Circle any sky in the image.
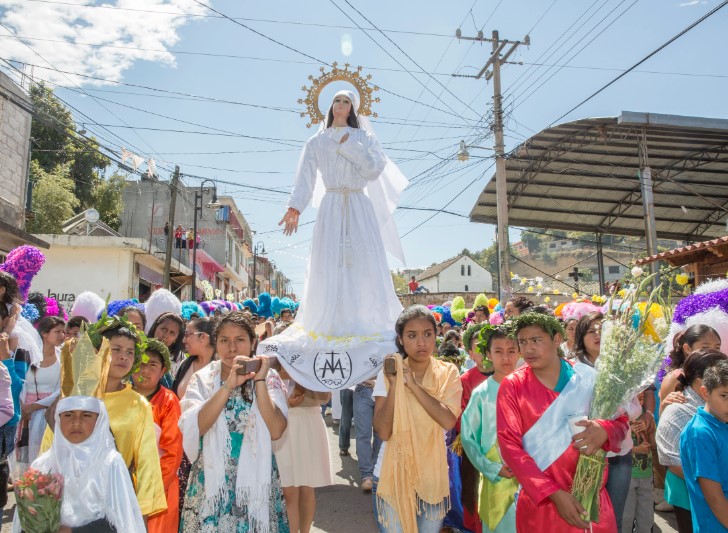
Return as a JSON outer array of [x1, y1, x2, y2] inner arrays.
[[1, 0, 726, 293]]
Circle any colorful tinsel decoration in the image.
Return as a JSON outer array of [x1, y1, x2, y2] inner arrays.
[[0, 246, 46, 301]]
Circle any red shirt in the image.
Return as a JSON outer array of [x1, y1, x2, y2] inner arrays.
[[408, 280, 418, 292]]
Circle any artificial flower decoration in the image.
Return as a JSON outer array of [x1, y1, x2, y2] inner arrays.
[[0, 245, 46, 301], [526, 286, 534, 293], [544, 296, 551, 303], [553, 289, 560, 295]]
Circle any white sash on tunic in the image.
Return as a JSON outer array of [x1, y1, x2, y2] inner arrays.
[[522, 363, 596, 471]]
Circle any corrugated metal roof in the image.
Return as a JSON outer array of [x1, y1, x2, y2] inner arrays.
[[469, 111, 728, 241]]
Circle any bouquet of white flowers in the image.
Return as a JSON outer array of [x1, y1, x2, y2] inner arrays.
[[571, 274, 666, 523]]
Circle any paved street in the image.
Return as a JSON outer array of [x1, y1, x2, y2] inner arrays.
[[1, 415, 679, 532], [313, 415, 679, 533]]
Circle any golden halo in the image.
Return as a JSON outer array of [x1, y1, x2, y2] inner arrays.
[[298, 62, 380, 128]]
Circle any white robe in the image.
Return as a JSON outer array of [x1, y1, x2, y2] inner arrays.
[[13, 399, 146, 533], [258, 127, 403, 391]]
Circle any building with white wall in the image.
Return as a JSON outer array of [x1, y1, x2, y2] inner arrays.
[[30, 234, 192, 306], [417, 253, 493, 293]]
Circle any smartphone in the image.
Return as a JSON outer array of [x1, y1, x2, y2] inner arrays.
[[235, 357, 282, 375], [237, 358, 261, 375], [384, 357, 397, 375]]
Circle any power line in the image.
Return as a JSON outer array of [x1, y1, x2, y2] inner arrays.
[[326, 0, 480, 127], [339, 0, 483, 121], [550, 0, 728, 125], [0, 23, 164, 161], [508, 0, 639, 111]]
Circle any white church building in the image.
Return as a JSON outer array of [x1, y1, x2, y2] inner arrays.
[[416, 253, 493, 293]]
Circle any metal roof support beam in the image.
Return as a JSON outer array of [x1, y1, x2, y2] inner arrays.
[[596, 233, 605, 295], [639, 129, 659, 281], [690, 200, 728, 237], [507, 125, 628, 208]]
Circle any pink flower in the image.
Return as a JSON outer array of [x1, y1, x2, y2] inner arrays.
[[26, 506, 37, 516]]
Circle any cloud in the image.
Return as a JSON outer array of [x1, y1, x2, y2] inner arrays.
[[679, 0, 707, 5], [0, 0, 209, 86]]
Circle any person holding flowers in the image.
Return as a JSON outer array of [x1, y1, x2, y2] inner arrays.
[[45, 316, 167, 521], [13, 395, 146, 533], [461, 322, 519, 533], [496, 312, 629, 532]]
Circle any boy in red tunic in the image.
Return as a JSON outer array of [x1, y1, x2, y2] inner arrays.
[[133, 339, 183, 533], [496, 313, 628, 532]]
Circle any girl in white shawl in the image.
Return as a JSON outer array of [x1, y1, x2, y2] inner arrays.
[[15, 316, 64, 474], [179, 312, 289, 533], [14, 395, 145, 533]]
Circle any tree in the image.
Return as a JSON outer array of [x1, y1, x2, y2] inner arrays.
[[26, 161, 79, 234], [391, 271, 408, 294], [29, 83, 75, 172], [70, 137, 110, 208], [521, 231, 544, 254], [92, 173, 126, 230], [28, 82, 116, 231], [473, 243, 519, 275]]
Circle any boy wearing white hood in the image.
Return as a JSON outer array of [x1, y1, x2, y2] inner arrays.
[[14, 395, 145, 532]]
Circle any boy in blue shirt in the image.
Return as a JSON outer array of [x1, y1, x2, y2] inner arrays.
[[680, 358, 728, 532]]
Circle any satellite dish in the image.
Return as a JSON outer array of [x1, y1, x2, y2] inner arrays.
[[84, 209, 100, 224]]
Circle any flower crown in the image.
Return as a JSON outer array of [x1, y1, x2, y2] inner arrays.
[[462, 323, 486, 352], [508, 312, 566, 340], [87, 311, 148, 376], [476, 322, 514, 355], [144, 338, 172, 372]]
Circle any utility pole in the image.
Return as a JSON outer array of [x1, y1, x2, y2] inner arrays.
[[455, 29, 529, 302], [163, 165, 180, 290]]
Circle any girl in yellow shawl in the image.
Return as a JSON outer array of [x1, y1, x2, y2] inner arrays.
[[372, 305, 463, 533]]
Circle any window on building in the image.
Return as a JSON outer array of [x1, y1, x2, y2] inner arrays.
[[461, 265, 465, 276], [467, 265, 471, 276], [549, 243, 556, 249], [608, 265, 620, 274], [465, 284, 469, 291]]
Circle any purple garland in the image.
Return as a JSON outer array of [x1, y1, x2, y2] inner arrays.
[[673, 287, 728, 324], [0, 246, 46, 301]]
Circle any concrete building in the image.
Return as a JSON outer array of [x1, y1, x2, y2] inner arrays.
[[29, 234, 193, 305], [417, 253, 493, 293], [120, 180, 253, 299], [0, 71, 48, 255]]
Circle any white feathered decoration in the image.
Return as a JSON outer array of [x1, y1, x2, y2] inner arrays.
[[143, 289, 181, 333]]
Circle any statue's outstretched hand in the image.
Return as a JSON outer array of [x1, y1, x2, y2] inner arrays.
[[279, 207, 300, 236]]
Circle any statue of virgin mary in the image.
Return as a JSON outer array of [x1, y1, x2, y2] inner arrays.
[[257, 89, 408, 391]]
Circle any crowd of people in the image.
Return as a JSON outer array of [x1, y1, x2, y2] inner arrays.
[[0, 253, 724, 532]]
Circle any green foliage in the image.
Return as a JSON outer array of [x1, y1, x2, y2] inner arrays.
[[471, 242, 519, 274], [521, 231, 544, 254], [70, 137, 110, 208], [26, 161, 79, 234], [29, 83, 75, 172], [391, 271, 408, 294], [92, 173, 126, 230], [29, 82, 114, 224]]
